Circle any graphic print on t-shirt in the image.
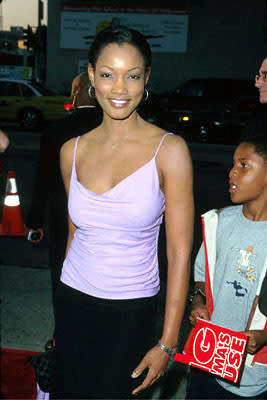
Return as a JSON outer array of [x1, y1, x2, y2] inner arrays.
[[226, 280, 248, 297], [231, 245, 256, 282]]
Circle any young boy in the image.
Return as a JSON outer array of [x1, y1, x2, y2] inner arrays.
[[187, 138, 267, 399]]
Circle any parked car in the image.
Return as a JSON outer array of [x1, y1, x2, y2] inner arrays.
[[159, 78, 258, 109], [140, 78, 262, 144], [173, 95, 266, 144], [0, 78, 71, 130]]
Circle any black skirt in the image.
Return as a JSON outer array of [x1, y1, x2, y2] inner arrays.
[[50, 281, 158, 399]]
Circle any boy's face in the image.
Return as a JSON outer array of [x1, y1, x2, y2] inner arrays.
[[229, 143, 267, 206]]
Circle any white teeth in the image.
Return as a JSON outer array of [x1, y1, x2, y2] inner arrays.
[[111, 100, 127, 104], [232, 184, 237, 189]]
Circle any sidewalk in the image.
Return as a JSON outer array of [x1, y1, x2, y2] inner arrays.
[[1, 265, 54, 352], [1, 264, 188, 399]]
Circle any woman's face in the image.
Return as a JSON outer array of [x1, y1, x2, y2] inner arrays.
[[88, 42, 150, 120]]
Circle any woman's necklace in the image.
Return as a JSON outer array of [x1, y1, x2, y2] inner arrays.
[[111, 132, 133, 150]]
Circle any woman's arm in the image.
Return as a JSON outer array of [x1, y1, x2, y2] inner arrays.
[[160, 135, 194, 348], [132, 135, 194, 395], [60, 138, 77, 256]]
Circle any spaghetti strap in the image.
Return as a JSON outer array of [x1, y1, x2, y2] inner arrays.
[[72, 136, 81, 171], [154, 132, 173, 158]]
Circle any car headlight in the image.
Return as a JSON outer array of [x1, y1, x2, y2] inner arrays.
[[182, 116, 190, 121]]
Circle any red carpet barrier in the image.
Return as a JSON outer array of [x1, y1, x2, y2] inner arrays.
[[1, 348, 39, 399]]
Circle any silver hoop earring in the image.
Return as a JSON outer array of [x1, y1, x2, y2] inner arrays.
[[143, 88, 149, 102], [88, 86, 95, 98]]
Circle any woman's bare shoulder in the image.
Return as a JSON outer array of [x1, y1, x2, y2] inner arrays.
[[60, 128, 99, 161], [61, 137, 76, 153], [144, 120, 186, 146], [158, 132, 189, 155], [60, 137, 77, 170], [141, 120, 188, 155], [157, 132, 192, 172]]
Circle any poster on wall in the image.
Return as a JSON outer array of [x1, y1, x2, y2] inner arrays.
[[60, 3, 188, 52]]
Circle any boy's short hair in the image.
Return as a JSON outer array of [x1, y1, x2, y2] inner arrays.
[[240, 137, 267, 162]]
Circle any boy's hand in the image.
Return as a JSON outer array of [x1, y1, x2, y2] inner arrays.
[[189, 303, 210, 326], [243, 329, 267, 354]]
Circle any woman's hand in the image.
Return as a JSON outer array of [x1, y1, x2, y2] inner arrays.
[[131, 346, 170, 395], [243, 329, 267, 354], [189, 303, 210, 326]]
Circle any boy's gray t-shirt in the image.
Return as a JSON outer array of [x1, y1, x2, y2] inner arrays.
[[194, 205, 267, 397]]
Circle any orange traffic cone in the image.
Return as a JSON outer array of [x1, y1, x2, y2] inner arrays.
[[0, 171, 27, 236]]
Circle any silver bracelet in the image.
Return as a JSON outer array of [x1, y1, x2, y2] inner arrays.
[[156, 340, 176, 356]]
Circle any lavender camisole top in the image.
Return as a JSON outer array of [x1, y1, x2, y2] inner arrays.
[[61, 132, 172, 299]]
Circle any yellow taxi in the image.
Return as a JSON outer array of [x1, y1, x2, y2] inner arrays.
[[0, 78, 72, 129]]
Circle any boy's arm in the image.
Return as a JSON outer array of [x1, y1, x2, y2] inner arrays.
[[243, 329, 267, 354], [244, 294, 267, 354], [189, 282, 210, 326]]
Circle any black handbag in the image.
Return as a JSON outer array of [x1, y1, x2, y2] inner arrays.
[[27, 347, 55, 392], [259, 273, 267, 317]]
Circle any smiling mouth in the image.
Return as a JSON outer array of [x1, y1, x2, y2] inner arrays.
[[109, 99, 130, 108]]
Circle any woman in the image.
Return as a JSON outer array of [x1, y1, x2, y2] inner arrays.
[[51, 25, 194, 399]]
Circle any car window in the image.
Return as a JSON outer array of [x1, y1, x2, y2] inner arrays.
[[0, 81, 20, 96], [227, 97, 258, 113], [205, 79, 256, 98], [232, 81, 256, 96], [30, 81, 56, 96], [205, 80, 230, 97], [179, 80, 204, 96], [21, 84, 35, 97]]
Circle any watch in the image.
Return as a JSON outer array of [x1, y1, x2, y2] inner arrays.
[[189, 288, 206, 302]]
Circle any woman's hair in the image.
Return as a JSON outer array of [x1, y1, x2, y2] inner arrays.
[[240, 137, 267, 163], [88, 25, 151, 72]]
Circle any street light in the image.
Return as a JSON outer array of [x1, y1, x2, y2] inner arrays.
[[23, 25, 35, 50]]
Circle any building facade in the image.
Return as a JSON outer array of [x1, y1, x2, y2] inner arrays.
[[46, 0, 266, 94]]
